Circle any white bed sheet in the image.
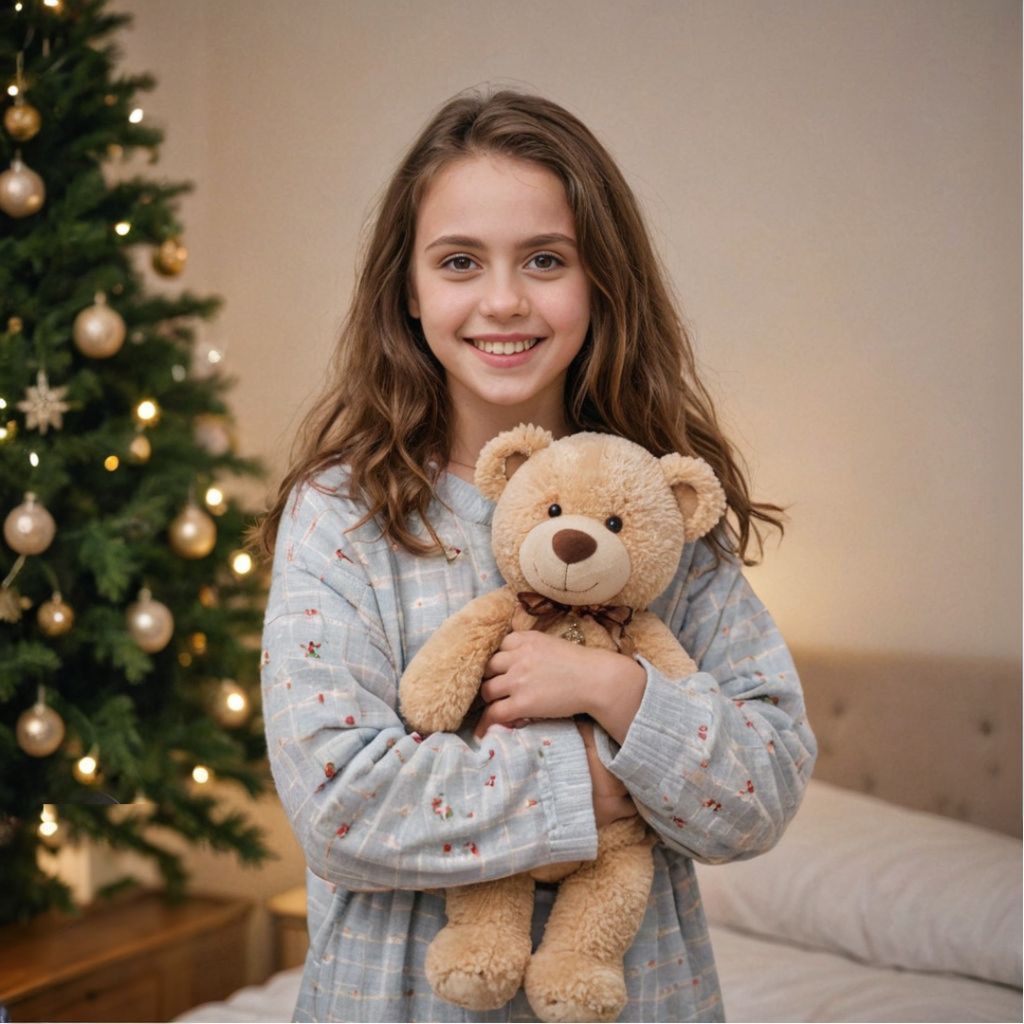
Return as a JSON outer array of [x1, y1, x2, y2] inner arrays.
[[175, 929, 1023, 1024]]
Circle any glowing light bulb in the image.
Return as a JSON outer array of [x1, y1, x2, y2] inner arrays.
[[226, 691, 246, 713], [28, 451, 39, 467], [192, 765, 210, 784], [204, 485, 227, 515], [206, 348, 223, 366], [41, 804, 57, 823], [231, 551, 253, 576], [78, 755, 97, 775], [0, 398, 8, 410], [39, 820, 59, 837], [115, 221, 132, 236], [134, 398, 160, 425], [5, 84, 17, 98], [104, 455, 120, 471], [129, 108, 144, 124]]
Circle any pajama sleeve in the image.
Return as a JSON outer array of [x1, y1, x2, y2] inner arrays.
[[595, 540, 817, 864], [261, 482, 598, 891]]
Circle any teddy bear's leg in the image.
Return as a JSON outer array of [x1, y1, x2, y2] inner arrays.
[[426, 873, 535, 1011], [525, 818, 654, 1023]]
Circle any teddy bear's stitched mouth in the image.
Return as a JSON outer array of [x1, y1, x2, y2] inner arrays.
[[530, 559, 599, 597]]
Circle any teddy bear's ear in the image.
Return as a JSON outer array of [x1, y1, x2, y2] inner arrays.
[[474, 424, 554, 501], [659, 453, 728, 542]]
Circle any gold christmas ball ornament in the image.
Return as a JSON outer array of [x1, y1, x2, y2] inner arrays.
[[169, 503, 217, 559], [17, 701, 65, 757], [37, 592, 74, 636], [4, 100, 42, 141], [152, 237, 188, 276], [128, 432, 151, 463], [126, 588, 174, 653], [0, 156, 45, 218], [4, 491, 56, 555], [212, 679, 250, 727], [73, 293, 126, 359]]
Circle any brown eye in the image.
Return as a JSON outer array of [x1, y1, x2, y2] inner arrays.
[[548, 504, 562, 517], [605, 515, 622, 533]]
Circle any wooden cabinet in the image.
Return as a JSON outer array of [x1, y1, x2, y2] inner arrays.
[[0, 890, 252, 1023], [266, 886, 308, 972]]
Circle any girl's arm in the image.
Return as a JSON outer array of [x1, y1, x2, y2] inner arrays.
[[261, 483, 599, 892], [591, 542, 817, 864]]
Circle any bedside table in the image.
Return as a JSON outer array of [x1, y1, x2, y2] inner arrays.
[[0, 890, 252, 1023], [266, 885, 308, 971]]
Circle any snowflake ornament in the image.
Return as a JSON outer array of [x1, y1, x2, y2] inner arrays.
[[17, 370, 70, 434]]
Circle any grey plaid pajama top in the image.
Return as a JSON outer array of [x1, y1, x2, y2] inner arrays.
[[261, 464, 817, 1022]]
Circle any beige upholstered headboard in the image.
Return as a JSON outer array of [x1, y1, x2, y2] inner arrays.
[[793, 648, 1022, 837]]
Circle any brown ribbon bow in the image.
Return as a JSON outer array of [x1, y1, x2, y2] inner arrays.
[[516, 591, 636, 657]]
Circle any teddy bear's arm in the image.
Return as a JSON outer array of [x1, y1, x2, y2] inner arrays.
[[399, 586, 520, 735], [628, 611, 699, 679]]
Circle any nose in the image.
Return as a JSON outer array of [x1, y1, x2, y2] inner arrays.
[[552, 529, 597, 565], [479, 271, 529, 320]]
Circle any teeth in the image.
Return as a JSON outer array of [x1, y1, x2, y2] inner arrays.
[[471, 338, 540, 355]]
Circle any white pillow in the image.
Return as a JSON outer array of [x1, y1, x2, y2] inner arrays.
[[693, 779, 1022, 988]]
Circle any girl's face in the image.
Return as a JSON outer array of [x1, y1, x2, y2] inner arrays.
[[408, 153, 590, 435]]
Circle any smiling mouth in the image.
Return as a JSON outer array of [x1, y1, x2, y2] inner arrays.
[[531, 559, 598, 596], [467, 337, 543, 355]]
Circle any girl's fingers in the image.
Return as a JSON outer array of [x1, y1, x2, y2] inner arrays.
[[479, 677, 509, 703], [482, 651, 513, 680]]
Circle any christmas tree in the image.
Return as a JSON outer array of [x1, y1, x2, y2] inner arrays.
[[0, 0, 271, 925]]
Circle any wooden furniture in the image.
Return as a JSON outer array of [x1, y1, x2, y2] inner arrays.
[[266, 886, 308, 972], [0, 889, 252, 1023]]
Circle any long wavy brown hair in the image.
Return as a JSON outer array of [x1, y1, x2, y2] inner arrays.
[[254, 89, 783, 565]]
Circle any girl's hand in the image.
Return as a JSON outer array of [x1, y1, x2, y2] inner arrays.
[[578, 718, 638, 828], [472, 630, 647, 743]]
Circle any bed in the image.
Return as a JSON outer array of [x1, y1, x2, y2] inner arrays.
[[175, 649, 1023, 1023]]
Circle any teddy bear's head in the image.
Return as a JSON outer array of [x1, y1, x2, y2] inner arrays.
[[474, 425, 726, 610]]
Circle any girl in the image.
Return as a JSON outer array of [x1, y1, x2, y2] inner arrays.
[[257, 90, 816, 1023]]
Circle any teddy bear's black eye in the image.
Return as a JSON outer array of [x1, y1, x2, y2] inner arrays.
[[548, 504, 562, 518], [605, 515, 623, 533]]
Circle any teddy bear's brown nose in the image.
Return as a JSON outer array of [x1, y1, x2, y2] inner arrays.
[[552, 528, 597, 565]]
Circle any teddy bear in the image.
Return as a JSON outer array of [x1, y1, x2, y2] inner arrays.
[[399, 424, 726, 1022]]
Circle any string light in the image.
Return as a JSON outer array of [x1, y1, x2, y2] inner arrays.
[[134, 398, 160, 425], [0, 422, 14, 443], [115, 221, 131, 236], [28, 451, 39, 468], [104, 455, 120, 471], [204, 485, 227, 515], [73, 753, 99, 784], [192, 765, 211, 784], [230, 551, 253, 576], [39, 804, 58, 838], [0, 398, 7, 409], [129, 108, 144, 124], [5, 83, 17, 98]]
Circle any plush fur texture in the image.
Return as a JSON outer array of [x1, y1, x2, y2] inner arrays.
[[399, 426, 726, 1022]]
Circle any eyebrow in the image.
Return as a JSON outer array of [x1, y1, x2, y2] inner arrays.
[[424, 232, 577, 251]]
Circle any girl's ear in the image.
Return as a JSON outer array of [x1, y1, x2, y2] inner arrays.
[[659, 454, 727, 542], [407, 284, 420, 319], [475, 424, 553, 501]]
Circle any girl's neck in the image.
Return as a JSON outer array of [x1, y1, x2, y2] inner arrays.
[[447, 391, 570, 483]]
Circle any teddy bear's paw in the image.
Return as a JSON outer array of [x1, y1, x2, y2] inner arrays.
[[524, 950, 627, 1022], [426, 924, 530, 1011]]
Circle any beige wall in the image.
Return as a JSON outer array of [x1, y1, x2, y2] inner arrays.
[[113, 0, 1021, 975]]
